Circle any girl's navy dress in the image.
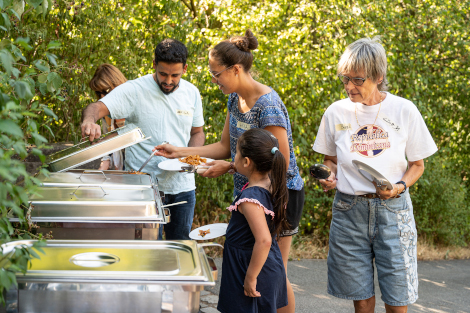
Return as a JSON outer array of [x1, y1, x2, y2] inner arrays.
[[217, 186, 288, 313]]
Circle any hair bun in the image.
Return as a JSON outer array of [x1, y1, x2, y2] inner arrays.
[[230, 29, 259, 52]]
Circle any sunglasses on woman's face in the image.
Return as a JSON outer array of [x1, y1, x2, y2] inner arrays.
[[338, 74, 367, 86], [95, 90, 108, 98]]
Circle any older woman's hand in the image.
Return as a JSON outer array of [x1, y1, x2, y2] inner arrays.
[[374, 183, 399, 200], [319, 172, 337, 192]]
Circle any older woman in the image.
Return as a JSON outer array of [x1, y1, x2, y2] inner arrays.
[[313, 37, 437, 313]]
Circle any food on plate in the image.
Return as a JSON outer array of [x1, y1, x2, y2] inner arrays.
[[198, 228, 211, 237], [127, 171, 146, 175], [179, 155, 207, 166]]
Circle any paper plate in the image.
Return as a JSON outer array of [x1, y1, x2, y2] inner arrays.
[[352, 160, 393, 190], [189, 223, 228, 240], [158, 157, 214, 171]]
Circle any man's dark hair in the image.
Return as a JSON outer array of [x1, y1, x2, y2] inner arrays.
[[154, 39, 188, 66]]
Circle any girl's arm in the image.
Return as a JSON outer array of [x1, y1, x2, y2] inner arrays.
[[239, 202, 272, 298]]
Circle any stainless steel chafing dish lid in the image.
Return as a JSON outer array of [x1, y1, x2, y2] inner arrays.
[[25, 186, 165, 221], [46, 124, 151, 172], [2, 240, 214, 284], [35, 170, 154, 189]]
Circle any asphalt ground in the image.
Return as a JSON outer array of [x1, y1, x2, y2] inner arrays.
[[201, 259, 470, 313]]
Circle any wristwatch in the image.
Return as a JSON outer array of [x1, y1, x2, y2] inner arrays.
[[396, 180, 407, 194], [228, 161, 237, 174]]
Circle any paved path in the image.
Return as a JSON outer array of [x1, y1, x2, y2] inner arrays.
[[200, 259, 470, 313]]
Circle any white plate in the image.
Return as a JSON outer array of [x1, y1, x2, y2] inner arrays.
[[189, 223, 228, 240], [352, 160, 393, 190], [158, 157, 214, 171]]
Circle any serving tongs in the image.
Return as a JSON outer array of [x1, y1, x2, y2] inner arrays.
[[138, 141, 169, 172], [181, 165, 210, 174]]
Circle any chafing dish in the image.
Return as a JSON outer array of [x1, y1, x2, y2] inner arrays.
[[15, 125, 172, 240], [9, 170, 169, 240], [46, 123, 151, 172], [2, 240, 221, 313]]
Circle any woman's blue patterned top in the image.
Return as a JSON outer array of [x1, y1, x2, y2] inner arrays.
[[228, 88, 304, 196]]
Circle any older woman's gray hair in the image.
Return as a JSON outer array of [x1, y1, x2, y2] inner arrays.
[[337, 36, 388, 91]]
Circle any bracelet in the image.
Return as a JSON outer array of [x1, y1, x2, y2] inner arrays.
[[228, 161, 237, 174], [396, 180, 407, 194]]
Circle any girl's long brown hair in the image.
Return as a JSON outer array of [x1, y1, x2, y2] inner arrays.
[[238, 128, 289, 239]]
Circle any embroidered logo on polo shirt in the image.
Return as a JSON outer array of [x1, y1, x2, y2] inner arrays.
[[176, 110, 192, 117], [237, 121, 251, 130], [350, 125, 390, 157]]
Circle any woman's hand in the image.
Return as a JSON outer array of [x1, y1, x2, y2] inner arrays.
[[374, 183, 400, 200], [152, 143, 180, 159], [318, 172, 337, 192], [200, 160, 230, 178], [244, 276, 261, 298]]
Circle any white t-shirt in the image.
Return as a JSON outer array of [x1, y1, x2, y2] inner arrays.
[[313, 92, 438, 195], [101, 75, 204, 194]]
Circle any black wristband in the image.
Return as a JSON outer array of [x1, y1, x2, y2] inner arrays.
[[396, 180, 407, 194]]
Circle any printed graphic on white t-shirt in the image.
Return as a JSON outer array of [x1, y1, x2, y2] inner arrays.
[[350, 125, 391, 157]]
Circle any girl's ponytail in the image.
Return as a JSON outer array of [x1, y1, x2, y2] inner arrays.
[[238, 128, 289, 239], [270, 149, 289, 239]]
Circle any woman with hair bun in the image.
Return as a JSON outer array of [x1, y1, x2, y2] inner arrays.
[[154, 29, 303, 313]]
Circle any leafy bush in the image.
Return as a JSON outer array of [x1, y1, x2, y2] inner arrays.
[[411, 155, 469, 246], [30, 0, 466, 245], [0, 1, 467, 279], [0, 0, 62, 302]]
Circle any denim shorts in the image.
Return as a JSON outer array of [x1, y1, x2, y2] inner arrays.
[[327, 190, 418, 306]]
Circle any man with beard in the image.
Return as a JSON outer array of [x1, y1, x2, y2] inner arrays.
[[80, 39, 205, 240]]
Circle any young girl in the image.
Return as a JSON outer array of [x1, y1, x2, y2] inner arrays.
[[217, 128, 289, 313]]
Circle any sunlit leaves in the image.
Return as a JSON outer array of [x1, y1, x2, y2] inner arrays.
[[0, 0, 59, 302], [11, 0, 24, 19], [0, 120, 23, 137], [25, 0, 43, 9], [33, 59, 50, 72]]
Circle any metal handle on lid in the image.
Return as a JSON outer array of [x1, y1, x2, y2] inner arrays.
[[70, 185, 108, 198], [79, 136, 97, 144], [76, 170, 109, 181]]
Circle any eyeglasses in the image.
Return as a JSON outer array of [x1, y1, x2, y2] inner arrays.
[[209, 65, 234, 81], [338, 74, 367, 86]]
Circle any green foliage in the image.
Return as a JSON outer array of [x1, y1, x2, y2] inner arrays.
[[3, 0, 467, 247], [0, 0, 58, 303], [411, 155, 469, 246]]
